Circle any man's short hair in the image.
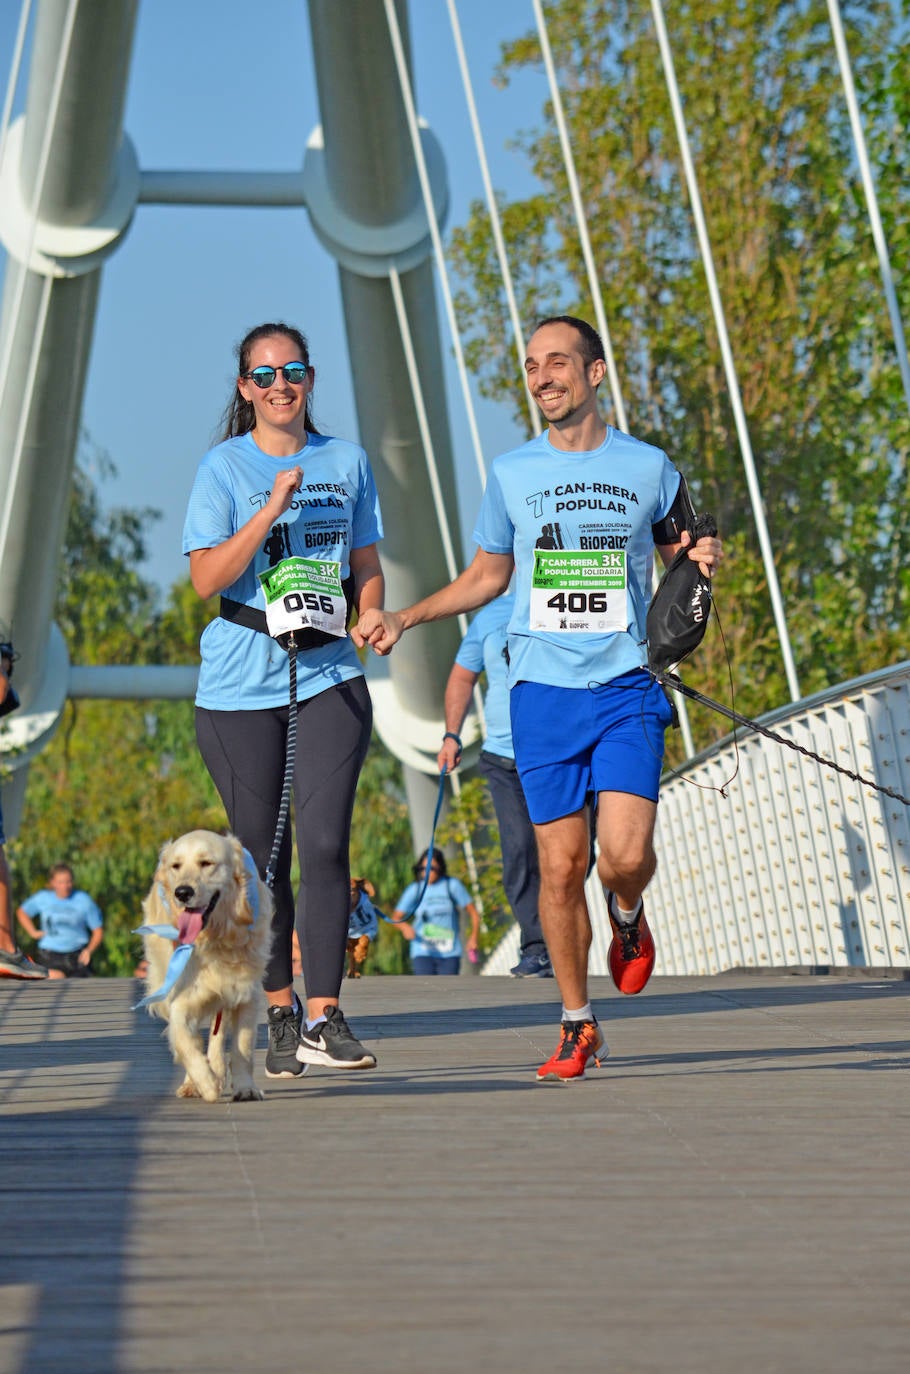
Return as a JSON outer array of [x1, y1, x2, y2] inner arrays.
[[532, 315, 605, 368]]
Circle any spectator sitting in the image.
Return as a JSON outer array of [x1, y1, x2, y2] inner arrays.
[[16, 863, 104, 979]]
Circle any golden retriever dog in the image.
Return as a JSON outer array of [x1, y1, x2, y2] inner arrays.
[[139, 831, 273, 1103]]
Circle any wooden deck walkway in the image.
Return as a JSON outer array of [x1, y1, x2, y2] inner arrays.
[[0, 971, 907, 1374]]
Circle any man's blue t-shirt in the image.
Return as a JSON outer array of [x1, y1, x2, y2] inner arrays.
[[183, 431, 383, 709], [21, 889, 102, 954], [455, 595, 514, 758], [395, 875, 472, 960], [472, 428, 681, 689]]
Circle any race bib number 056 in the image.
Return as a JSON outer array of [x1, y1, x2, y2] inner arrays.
[[530, 549, 629, 633], [258, 556, 347, 640]]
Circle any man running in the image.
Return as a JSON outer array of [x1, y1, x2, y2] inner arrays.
[[353, 315, 722, 1081]]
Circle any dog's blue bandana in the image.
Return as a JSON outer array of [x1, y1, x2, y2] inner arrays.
[[133, 848, 261, 1010]]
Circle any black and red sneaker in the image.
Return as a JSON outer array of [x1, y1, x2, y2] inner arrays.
[[536, 1019, 606, 1082], [607, 896, 655, 995]]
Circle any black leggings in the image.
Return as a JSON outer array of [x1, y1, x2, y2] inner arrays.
[[196, 677, 372, 997]]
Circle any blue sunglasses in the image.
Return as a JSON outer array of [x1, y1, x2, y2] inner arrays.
[[242, 362, 310, 389]]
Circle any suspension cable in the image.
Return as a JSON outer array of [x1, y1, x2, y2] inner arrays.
[[382, 0, 487, 489], [826, 0, 910, 420], [531, 0, 627, 433], [0, 0, 32, 175], [446, 0, 540, 436], [649, 0, 801, 702]]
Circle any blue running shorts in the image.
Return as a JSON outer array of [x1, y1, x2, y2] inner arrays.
[[510, 670, 674, 824]]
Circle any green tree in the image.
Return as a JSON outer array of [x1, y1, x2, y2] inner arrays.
[[449, 0, 910, 733], [11, 457, 223, 974]]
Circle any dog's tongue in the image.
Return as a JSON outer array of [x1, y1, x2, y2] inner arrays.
[[177, 909, 205, 945]]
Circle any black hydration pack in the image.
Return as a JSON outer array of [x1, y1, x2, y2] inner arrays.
[[646, 513, 718, 676]]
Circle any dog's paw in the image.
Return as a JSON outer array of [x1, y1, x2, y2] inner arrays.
[[232, 1087, 265, 1102], [176, 1079, 201, 1099]]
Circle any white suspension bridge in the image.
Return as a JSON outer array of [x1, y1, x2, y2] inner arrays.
[[0, 0, 907, 975]]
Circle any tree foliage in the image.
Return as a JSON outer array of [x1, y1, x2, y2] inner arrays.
[[449, 0, 910, 736]]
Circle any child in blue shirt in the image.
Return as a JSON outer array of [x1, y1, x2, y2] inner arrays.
[[392, 848, 480, 975]]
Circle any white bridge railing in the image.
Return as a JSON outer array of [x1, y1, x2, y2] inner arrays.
[[483, 661, 910, 976]]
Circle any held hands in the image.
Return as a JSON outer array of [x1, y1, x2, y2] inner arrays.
[[680, 528, 723, 579], [266, 466, 304, 519], [351, 608, 404, 656]]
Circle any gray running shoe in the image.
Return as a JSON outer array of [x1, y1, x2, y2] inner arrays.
[[0, 949, 48, 980], [265, 1002, 307, 1079], [295, 1005, 377, 1070], [510, 949, 553, 978]]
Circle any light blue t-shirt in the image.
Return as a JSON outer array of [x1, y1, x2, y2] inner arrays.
[[183, 431, 383, 710], [21, 889, 102, 954], [395, 875, 472, 960], [455, 595, 514, 758], [347, 892, 380, 941], [472, 428, 681, 689]]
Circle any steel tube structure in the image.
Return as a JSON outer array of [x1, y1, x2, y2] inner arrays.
[[306, 0, 467, 831], [0, 0, 139, 833]]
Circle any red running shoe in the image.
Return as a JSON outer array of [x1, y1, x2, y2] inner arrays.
[[607, 897, 655, 994], [536, 1020, 605, 1083]]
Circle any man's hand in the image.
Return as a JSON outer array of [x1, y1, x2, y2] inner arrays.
[[437, 736, 462, 775], [351, 608, 404, 656], [680, 528, 723, 579]]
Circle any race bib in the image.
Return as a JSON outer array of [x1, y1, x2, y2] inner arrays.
[[419, 921, 455, 955], [258, 556, 347, 641], [530, 549, 629, 634]]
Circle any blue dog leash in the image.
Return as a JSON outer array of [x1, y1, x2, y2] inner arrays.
[[409, 765, 449, 910]]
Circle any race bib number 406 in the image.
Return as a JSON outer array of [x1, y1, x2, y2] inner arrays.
[[530, 549, 629, 633], [258, 556, 347, 640]]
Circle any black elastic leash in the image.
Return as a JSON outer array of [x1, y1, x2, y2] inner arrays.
[[655, 669, 910, 808], [265, 634, 298, 890]]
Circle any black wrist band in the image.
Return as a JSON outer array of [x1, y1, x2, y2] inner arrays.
[[443, 731, 463, 750]]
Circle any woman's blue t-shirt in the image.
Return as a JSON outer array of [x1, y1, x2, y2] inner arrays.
[[183, 431, 383, 709]]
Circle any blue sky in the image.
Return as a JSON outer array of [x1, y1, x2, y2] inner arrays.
[[0, 0, 549, 594]]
